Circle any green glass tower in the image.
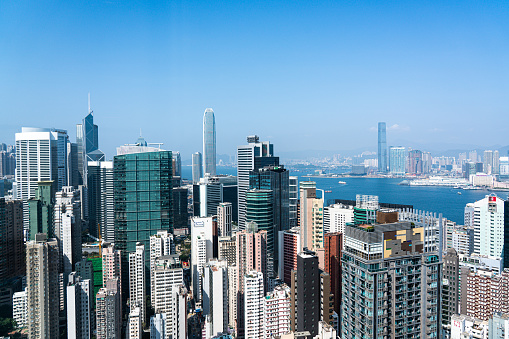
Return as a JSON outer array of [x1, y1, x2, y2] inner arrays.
[[114, 151, 172, 265], [28, 181, 55, 240]]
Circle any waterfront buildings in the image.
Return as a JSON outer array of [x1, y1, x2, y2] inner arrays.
[[341, 221, 442, 338], [192, 152, 203, 184], [237, 135, 278, 229], [26, 234, 60, 339], [377, 122, 388, 173], [203, 108, 216, 176], [407, 149, 423, 174], [389, 146, 406, 175]]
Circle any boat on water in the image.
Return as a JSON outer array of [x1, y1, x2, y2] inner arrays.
[[457, 192, 462, 195], [325, 190, 332, 193], [338, 181, 347, 184]]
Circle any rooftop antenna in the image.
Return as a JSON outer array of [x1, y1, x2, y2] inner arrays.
[[88, 92, 93, 115], [140, 128, 142, 137]]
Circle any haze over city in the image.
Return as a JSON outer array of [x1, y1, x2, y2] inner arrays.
[[1, 0, 508, 159]]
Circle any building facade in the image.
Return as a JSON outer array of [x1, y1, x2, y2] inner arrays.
[[203, 108, 216, 176]]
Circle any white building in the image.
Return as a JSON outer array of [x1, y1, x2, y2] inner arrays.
[[465, 203, 475, 228], [470, 173, 495, 187], [203, 260, 228, 337], [67, 273, 92, 339], [128, 307, 142, 339], [54, 186, 82, 275], [217, 202, 232, 237], [129, 243, 146, 324], [451, 228, 474, 255], [264, 284, 291, 337], [323, 203, 354, 235], [458, 253, 503, 274], [150, 313, 166, 339], [150, 230, 174, 305], [12, 288, 27, 329], [227, 266, 237, 330], [451, 314, 488, 339], [244, 271, 264, 339], [473, 196, 505, 257], [191, 217, 215, 304]]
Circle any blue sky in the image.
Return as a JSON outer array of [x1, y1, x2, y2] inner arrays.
[[0, 0, 508, 159]]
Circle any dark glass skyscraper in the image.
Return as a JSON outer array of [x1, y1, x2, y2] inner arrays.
[[378, 122, 387, 173], [77, 95, 99, 186], [114, 151, 172, 266]]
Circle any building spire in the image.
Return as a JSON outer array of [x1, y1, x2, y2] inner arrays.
[[88, 92, 93, 115]]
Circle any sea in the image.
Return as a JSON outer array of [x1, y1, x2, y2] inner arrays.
[[182, 165, 504, 225]]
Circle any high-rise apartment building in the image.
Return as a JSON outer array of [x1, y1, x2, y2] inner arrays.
[[12, 288, 27, 329], [442, 248, 459, 335], [299, 181, 324, 251], [150, 230, 174, 305], [129, 243, 146, 324], [218, 236, 236, 266], [96, 279, 121, 339], [493, 150, 500, 175], [484, 150, 494, 174], [278, 227, 301, 285], [102, 243, 122, 299], [407, 149, 423, 174], [289, 176, 298, 228], [67, 272, 92, 339], [264, 284, 291, 337], [202, 259, 228, 337], [87, 161, 114, 241], [54, 186, 82, 275], [341, 221, 442, 339], [243, 271, 264, 338], [192, 152, 203, 184], [191, 216, 216, 304], [324, 233, 342, 317], [472, 195, 505, 258], [26, 234, 60, 339], [323, 203, 354, 236], [114, 150, 172, 267], [203, 108, 216, 176], [237, 135, 278, 229], [128, 307, 142, 339], [377, 122, 388, 173], [0, 198, 25, 280], [217, 202, 232, 237], [389, 146, 406, 175]]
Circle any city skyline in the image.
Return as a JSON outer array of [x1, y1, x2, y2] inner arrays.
[[1, 1, 508, 158]]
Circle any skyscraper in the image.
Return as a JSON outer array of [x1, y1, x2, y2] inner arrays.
[[237, 136, 278, 229], [217, 202, 232, 237], [472, 195, 505, 258], [96, 279, 121, 339], [77, 95, 99, 186], [289, 176, 298, 228], [26, 234, 60, 339], [202, 259, 228, 337], [87, 161, 114, 241], [28, 181, 55, 240], [129, 243, 146, 325], [149, 230, 175, 306], [190, 216, 216, 304], [67, 272, 92, 339], [114, 150, 173, 267], [0, 198, 25, 280], [192, 152, 203, 184], [389, 146, 406, 175], [243, 271, 264, 338], [278, 227, 301, 285], [203, 108, 216, 176], [377, 122, 387, 173], [324, 233, 342, 317]]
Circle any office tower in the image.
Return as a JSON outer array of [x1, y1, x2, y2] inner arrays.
[[377, 122, 387, 173], [67, 142, 79, 187], [202, 259, 228, 337], [389, 146, 406, 175], [150, 313, 166, 339], [217, 202, 232, 236], [172, 151, 181, 177], [150, 230, 175, 305], [324, 233, 342, 317], [172, 187, 188, 229], [0, 198, 25, 280], [299, 181, 324, 251], [289, 176, 298, 227], [243, 271, 264, 338], [407, 149, 423, 174], [128, 307, 142, 339], [236, 224, 267, 338], [192, 152, 203, 184], [75, 260, 94, 287], [0, 150, 15, 177], [323, 203, 354, 235], [26, 233, 59, 339], [12, 288, 27, 329], [472, 195, 505, 257], [152, 255, 186, 339], [191, 216, 216, 304], [67, 272, 92, 339], [102, 243, 122, 298], [77, 97, 99, 186], [264, 284, 291, 337], [278, 227, 301, 285], [129, 243, 146, 324], [203, 108, 216, 176], [87, 161, 114, 241], [484, 150, 494, 174], [193, 174, 237, 218], [96, 279, 121, 339], [341, 221, 441, 339], [28, 181, 54, 240], [237, 135, 278, 229], [246, 189, 276, 277], [422, 151, 432, 174], [493, 150, 500, 175], [54, 186, 82, 274], [114, 150, 172, 266], [442, 248, 459, 335]]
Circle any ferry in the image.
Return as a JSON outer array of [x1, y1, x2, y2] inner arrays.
[[338, 181, 347, 184]]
